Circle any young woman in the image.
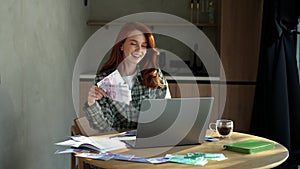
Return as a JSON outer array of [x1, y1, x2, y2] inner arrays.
[[83, 22, 171, 132]]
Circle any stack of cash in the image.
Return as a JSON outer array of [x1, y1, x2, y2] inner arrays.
[[97, 70, 132, 104]]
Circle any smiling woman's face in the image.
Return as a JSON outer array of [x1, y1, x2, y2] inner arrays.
[[121, 30, 148, 65]]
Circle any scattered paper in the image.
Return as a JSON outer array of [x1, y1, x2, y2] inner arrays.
[[166, 154, 208, 166], [55, 135, 127, 153], [205, 136, 219, 142], [108, 153, 135, 161], [54, 148, 89, 154], [75, 152, 150, 163], [129, 157, 149, 163], [110, 136, 136, 141], [76, 153, 112, 161], [55, 136, 227, 167], [147, 157, 170, 164]]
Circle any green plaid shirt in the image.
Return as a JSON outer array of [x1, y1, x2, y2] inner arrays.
[[83, 69, 168, 132]]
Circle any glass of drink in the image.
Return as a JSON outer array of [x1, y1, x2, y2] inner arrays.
[[209, 119, 233, 138]]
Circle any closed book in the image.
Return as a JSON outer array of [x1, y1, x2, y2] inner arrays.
[[223, 139, 275, 154]]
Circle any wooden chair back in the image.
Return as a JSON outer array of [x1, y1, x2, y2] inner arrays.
[[74, 116, 100, 136], [71, 116, 100, 169]]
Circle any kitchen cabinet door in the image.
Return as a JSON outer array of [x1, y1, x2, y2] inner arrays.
[[219, 84, 256, 132], [220, 0, 263, 82], [169, 83, 220, 123]]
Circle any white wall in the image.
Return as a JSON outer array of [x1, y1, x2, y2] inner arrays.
[[0, 0, 89, 168]]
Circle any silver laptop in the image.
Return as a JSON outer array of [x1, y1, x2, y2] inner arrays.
[[124, 97, 214, 148]]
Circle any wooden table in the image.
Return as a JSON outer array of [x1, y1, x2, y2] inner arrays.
[[77, 131, 289, 169]]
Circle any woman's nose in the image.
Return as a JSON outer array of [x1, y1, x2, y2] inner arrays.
[[135, 45, 142, 51]]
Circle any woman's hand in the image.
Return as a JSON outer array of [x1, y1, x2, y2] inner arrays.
[[87, 85, 108, 106]]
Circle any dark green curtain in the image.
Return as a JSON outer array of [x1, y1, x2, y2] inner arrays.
[[250, 0, 300, 168]]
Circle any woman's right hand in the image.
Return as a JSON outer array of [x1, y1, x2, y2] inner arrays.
[[87, 85, 108, 106]]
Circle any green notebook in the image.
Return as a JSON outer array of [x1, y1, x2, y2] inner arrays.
[[223, 139, 275, 154]]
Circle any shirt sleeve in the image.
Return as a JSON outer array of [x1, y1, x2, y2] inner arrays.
[[82, 73, 116, 132], [82, 101, 114, 132]]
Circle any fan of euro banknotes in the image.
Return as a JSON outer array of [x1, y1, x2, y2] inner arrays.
[[97, 70, 132, 104]]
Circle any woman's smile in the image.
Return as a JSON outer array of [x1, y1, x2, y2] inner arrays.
[[131, 52, 144, 58]]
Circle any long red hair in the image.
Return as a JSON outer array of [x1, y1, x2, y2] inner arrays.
[[98, 22, 164, 88]]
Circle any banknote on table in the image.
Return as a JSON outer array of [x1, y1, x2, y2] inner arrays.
[[97, 70, 132, 104], [165, 154, 208, 166]]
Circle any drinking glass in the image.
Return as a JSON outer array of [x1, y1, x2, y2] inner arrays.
[[209, 119, 233, 138]]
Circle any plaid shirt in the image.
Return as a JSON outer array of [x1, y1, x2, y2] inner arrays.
[[83, 69, 168, 132]]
